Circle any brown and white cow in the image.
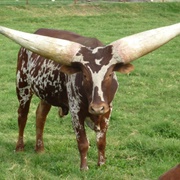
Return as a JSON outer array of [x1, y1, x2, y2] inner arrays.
[[0, 23, 179, 170]]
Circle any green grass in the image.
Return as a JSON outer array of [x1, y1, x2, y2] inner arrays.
[[0, 2, 180, 179]]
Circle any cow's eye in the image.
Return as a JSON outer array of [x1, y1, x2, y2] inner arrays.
[[104, 73, 113, 81], [109, 73, 112, 77], [83, 74, 89, 81], [108, 73, 114, 78], [83, 74, 87, 79]]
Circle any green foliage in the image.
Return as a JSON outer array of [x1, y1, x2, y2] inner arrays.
[[0, 2, 180, 179]]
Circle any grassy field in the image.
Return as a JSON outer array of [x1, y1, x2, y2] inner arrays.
[[0, 2, 180, 179]]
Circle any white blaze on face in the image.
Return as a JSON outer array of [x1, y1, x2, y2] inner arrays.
[[83, 46, 121, 103], [88, 59, 116, 103], [90, 69, 105, 102]]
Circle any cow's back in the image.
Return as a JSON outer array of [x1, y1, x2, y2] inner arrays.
[[34, 28, 104, 48]]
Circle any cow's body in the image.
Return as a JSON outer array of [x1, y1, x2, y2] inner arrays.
[[1, 23, 179, 170], [16, 29, 120, 169]]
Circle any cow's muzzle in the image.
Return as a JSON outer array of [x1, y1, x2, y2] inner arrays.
[[89, 102, 109, 115]]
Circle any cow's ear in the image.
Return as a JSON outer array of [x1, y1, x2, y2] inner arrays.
[[60, 65, 81, 74], [114, 63, 134, 74]]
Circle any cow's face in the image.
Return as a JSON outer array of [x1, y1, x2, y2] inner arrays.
[[60, 45, 134, 115]]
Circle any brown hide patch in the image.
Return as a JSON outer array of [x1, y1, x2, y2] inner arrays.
[[60, 65, 81, 75], [114, 63, 134, 74]]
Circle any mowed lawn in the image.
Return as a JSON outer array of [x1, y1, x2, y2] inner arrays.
[[0, 2, 180, 179]]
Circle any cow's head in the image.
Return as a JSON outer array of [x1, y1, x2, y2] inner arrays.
[[59, 45, 134, 115], [0, 24, 179, 115]]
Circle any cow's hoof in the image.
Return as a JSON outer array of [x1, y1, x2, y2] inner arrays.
[[15, 143, 24, 152], [35, 147, 45, 153], [35, 145, 44, 153], [80, 166, 89, 171], [98, 161, 105, 166], [35, 149, 45, 154], [15, 146, 24, 152]]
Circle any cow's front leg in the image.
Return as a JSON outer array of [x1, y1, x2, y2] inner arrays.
[[96, 129, 107, 166], [96, 116, 109, 166], [72, 120, 89, 170], [35, 100, 51, 152], [78, 129, 89, 170]]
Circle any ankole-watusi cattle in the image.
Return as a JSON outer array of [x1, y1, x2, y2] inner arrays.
[[0, 23, 180, 170]]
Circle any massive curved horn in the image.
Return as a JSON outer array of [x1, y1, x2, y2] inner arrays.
[[0, 26, 83, 65], [111, 23, 180, 64]]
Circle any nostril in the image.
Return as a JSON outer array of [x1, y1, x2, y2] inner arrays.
[[100, 106, 104, 111], [91, 106, 95, 112], [90, 105, 105, 113]]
